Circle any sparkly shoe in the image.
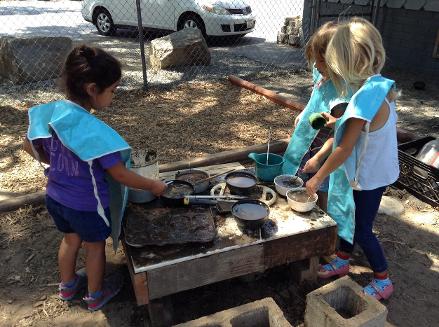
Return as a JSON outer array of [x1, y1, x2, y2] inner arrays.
[[83, 273, 123, 311], [363, 278, 394, 300], [317, 257, 349, 279], [59, 268, 87, 301]]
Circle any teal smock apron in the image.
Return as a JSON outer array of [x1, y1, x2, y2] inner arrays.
[[329, 75, 395, 244], [282, 67, 349, 176], [27, 100, 131, 251]]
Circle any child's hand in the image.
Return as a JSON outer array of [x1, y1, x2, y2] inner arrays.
[[302, 157, 321, 174], [150, 180, 167, 196], [306, 175, 322, 196], [321, 112, 337, 129]]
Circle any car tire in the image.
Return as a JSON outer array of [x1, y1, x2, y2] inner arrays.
[[178, 14, 206, 38], [94, 8, 116, 36]]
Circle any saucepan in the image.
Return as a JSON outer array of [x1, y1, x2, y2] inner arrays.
[[231, 199, 270, 230]]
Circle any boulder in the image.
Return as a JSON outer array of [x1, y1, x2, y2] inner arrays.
[[0, 36, 72, 84], [149, 28, 211, 70]]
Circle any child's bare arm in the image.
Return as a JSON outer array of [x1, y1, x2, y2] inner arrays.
[[306, 118, 365, 194], [106, 162, 167, 196], [302, 138, 334, 174], [23, 137, 50, 164]]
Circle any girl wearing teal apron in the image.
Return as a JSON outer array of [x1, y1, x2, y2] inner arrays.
[[305, 18, 399, 301]]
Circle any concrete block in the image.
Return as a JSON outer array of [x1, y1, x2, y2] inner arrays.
[[175, 297, 291, 327], [304, 276, 388, 327]]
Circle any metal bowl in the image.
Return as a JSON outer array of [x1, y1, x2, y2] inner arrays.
[[128, 188, 156, 204], [175, 169, 209, 194]]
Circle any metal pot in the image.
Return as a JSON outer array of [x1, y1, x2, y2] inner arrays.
[[175, 169, 209, 194], [224, 171, 257, 195], [231, 199, 270, 230], [128, 188, 156, 203], [161, 180, 195, 207]]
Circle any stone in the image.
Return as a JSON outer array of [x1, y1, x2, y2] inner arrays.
[[175, 297, 291, 327], [277, 32, 288, 44], [149, 28, 211, 70], [305, 276, 388, 327], [0, 36, 72, 84]]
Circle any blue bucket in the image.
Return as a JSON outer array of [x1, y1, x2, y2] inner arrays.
[[248, 152, 284, 182]]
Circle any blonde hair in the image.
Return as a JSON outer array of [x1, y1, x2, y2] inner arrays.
[[305, 21, 338, 66], [325, 17, 386, 96]]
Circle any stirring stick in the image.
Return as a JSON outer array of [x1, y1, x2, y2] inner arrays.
[[266, 128, 271, 165]]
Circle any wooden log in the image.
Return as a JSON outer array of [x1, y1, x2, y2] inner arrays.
[[228, 75, 305, 112], [159, 139, 289, 173], [0, 190, 45, 212]]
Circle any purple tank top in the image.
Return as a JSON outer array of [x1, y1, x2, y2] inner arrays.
[[34, 135, 121, 211]]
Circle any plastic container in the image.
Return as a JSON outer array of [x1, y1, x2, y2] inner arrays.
[[248, 152, 284, 182], [274, 174, 303, 197], [396, 137, 439, 207], [286, 188, 318, 213], [416, 138, 439, 169]]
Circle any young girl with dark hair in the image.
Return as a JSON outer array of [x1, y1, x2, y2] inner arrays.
[[23, 45, 167, 311]]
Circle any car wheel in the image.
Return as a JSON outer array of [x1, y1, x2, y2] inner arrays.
[[178, 14, 206, 37], [95, 8, 116, 36]]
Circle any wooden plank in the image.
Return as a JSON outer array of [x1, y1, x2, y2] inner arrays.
[[159, 139, 289, 173], [159, 162, 245, 181], [263, 226, 337, 270], [147, 244, 264, 299], [122, 241, 150, 305]]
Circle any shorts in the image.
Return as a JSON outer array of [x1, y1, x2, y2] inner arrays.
[[46, 195, 111, 242]]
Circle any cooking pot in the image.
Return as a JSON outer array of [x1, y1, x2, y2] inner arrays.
[[224, 171, 257, 195], [231, 199, 270, 230], [248, 152, 284, 182], [128, 188, 156, 203], [175, 169, 209, 194], [161, 180, 195, 207]]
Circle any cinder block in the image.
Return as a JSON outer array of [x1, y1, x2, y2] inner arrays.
[[304, 276, 388, 327], [175, 297, 291, 327]]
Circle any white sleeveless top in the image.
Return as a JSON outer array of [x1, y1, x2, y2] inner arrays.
[[355, 99, 400, 190]]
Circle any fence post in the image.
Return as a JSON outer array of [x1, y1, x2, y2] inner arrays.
[[136, 0, 148, 90]]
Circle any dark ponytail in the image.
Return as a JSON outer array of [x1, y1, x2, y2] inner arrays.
[[61, 45, 121, 102]]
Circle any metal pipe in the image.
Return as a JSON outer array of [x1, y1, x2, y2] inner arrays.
[[136, 0, 148, 90]]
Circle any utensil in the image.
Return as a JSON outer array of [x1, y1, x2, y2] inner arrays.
[[193, 169, 237, 185], [266, 128, 271, 165], [175, 169, 210, 194]]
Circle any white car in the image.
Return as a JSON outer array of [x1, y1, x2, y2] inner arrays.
[[81, 0, 256, 37]]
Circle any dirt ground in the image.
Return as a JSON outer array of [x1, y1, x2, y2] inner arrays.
[[0, 72, 439, 326]]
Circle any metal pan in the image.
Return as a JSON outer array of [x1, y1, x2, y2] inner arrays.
[[160, 180, 195, 207]]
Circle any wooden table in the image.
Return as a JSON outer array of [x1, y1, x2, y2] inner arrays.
[[122, 162, 337, 324]]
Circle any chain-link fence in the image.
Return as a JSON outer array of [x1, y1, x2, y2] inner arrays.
[[1, 0, 418, 101], [0, 0, 312, 98]]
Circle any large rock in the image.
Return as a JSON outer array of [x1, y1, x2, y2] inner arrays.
[[149, 28, 211, 70], [0, 36, 72, 84]]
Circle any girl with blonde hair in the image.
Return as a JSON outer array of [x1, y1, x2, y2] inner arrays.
[[283, 21, 350, 212], [305, 17, 399, 300]]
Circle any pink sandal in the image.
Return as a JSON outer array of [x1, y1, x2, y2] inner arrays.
[[317, 258, 350, 279], [363, 279, 394, 300]]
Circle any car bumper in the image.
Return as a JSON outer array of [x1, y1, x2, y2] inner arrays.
[[204, 14, 256, 36]]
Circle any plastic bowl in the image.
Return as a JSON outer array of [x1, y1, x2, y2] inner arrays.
[[286, 188, 318, 213], [274, 174, 303, 197]]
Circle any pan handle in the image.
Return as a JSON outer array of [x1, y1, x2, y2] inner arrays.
[[260, 185, 277, 206], [210, 182, 227, 196]]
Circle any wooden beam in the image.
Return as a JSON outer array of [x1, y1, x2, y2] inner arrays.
[[146, 244, 264, 300], [0, 190, 45, 212]]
